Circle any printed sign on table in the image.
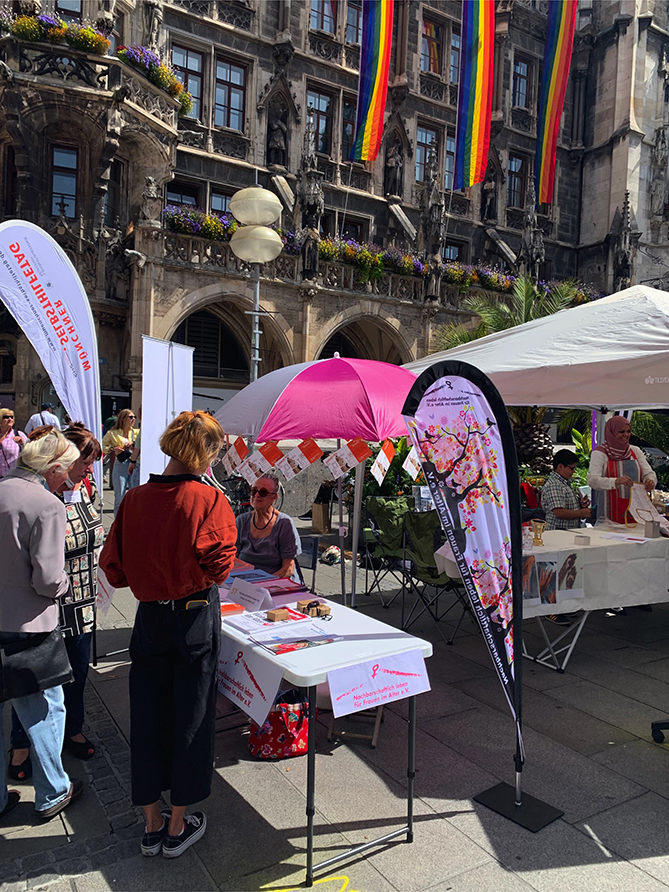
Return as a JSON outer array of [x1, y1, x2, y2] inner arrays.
[[218, 638, 282, 726], [557, 551, 584, 602], [238, 441, 283, 485], [227, 577, 273, 612], [522, 551, 585, 607], [221, 437, 249, 476], [324, 437, 373, 480], [276, 439, 324, 481], [328, 649, 430, 718], [370, 439, 396, 485], [402, 446, 423, 481]]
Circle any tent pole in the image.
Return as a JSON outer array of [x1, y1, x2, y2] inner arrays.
[[350, 460, 365, 609], [337, 439, 346, 606]]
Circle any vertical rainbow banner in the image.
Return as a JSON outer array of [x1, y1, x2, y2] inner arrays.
[[535, 0, 577, 204], [453, 0, 495, 190], [350, 0, 394, 163]]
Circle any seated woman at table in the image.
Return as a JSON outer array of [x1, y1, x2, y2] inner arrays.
[[587, 416, 656, 525], [236, 470, 301, 580]]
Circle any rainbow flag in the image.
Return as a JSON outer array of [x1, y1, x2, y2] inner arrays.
[[453, 0, 494, 190], [535, 0, 577, 204], [350, 0, 394, 163]]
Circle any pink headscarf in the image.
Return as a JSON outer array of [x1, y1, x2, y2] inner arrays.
[[593, 416, 633, 461]]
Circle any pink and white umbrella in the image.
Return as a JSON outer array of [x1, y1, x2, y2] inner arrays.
[[215, 356, 418, 607], [215, 356, 416, 442]]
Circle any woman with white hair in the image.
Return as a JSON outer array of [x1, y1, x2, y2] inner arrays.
[[0, 430, 85, 821]]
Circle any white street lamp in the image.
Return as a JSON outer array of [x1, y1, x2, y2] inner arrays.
[[229, 186, 283, 383]]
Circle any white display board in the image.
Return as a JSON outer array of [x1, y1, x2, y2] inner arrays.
[[140, 337, 193, 484]]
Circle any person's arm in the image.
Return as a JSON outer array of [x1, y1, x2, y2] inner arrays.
[[541, 480, 590, 522], [633, 446, 657, 491], [551, 506, 591, 521], [99, 516, 128, 589], [196, 493, 238, 583], [28, 502, 70, 599], [24, 416, 35, 435], [587, 450, 619, 491]]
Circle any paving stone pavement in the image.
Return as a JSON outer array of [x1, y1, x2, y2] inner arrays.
[[2, 487, 669, 891]]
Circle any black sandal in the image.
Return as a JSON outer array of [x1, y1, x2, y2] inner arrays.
[[63, 736, 96, 760], [7, 749, 32, 782], [0, 791, 20, 820]]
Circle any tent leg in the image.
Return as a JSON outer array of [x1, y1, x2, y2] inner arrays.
[[337, 440, 346, 607], [350, 461, 364, 609]]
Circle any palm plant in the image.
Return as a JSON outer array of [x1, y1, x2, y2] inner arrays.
[[431, 276, 578, 470]]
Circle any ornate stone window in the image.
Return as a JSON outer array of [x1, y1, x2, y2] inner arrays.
[[340, 217, 366, 241], [310, 0, 337, 34], [172, 45, 203, 120], [211, 190, 232, 214], [421, 19, 443, 75], [346, 0, 362, 44], [512, 56, 532, 109], [341, 96, 356, 161], [55, 0, 82, 23], [307, 88, 333, 155], [442, 240, 467, 262], [444, 133, 455, 191], [415, 125, 438, 182], [450, 28, 460, 84], [104, 159, 125, 227], [51, 146, 78, 219], [214, 58, 246, 132], [173, 311, 248, 380], [166, 182, 199, 206], [507, 154, 527, 209]]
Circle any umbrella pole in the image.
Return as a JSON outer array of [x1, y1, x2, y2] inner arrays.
[[350, 460, 364, 609], [337, 439, 346, 606]]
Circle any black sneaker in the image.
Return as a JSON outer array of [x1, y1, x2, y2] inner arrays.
[[141, 809, 172, 857], [546, 612, 579, 626], [162, 811, 207, 858]]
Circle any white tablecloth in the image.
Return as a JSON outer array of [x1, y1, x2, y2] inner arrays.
[[523, 527, 669, 617]]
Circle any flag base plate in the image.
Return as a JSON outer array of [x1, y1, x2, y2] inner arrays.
[[474, 782, 563, 832]]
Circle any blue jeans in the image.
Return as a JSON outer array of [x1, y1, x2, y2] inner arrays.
[[12, 632, 92, 746], [113, 457, 131, 516], [0, 685, 70, 813], [129, 464, 140, 489]]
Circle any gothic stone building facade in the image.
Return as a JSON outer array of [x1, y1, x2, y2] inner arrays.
[[0, 0, 662, 422]]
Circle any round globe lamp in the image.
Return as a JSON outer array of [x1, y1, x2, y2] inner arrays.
[[230, 225, 283, 263], [230, 186, 282, 226]]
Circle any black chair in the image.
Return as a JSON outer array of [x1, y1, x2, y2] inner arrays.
[[297, 535, 320, 593]]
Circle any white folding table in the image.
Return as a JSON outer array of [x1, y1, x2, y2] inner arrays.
[[523, 527, 669, 670], [220, 599, 433, 886]]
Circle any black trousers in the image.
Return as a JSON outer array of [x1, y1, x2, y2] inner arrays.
[[128, 587, 220, 807]]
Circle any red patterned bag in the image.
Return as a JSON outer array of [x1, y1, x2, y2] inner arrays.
[[248, 689, 316, 759]]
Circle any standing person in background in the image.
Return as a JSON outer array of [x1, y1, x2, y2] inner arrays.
[[9, 423, 104, 779], [100, 411, 237, 859], [128, 407, 142, 489], [0, 408, 26, 478], [0, 430, 84, 821], [24, 402, 61, 435], [102, 409, 139, 516]]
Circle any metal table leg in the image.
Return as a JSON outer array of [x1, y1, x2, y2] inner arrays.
[[306, 684, 317, 887]]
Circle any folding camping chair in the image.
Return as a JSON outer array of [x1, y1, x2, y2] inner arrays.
[[401, 510, 471, 643], [297, 535, 320, 593], [361, 495, 414, 606]]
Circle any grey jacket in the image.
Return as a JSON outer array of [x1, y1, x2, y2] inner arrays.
[[0, 467, 69, 633]]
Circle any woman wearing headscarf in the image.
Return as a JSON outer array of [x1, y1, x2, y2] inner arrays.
[[9, 423, 104, 781], [587, 416, 656, 524], [0, 429, 84, 821]]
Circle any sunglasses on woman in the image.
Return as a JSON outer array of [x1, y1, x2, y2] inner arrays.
[[250, 487, 276, 498]]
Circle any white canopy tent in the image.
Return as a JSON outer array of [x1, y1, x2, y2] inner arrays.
[[405, 285, 669, 410]]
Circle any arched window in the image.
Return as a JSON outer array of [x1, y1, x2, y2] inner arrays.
[[318, 331, 359, 360], [173, 311, 248, 380]]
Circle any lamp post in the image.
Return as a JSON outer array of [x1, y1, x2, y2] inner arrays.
[[229, 186, 283, 383]]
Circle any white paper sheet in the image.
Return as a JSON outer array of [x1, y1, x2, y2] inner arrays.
[[217, 637, 282, 726], [328, 649, 430, 718]]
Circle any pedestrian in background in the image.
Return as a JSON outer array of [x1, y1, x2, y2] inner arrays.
[[24, 402, 62, 435], [102, 409, 138, 516], [0, 408, 26, 478], [100, 411, 236, 859]]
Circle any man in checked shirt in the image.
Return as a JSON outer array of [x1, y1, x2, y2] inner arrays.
[[541, 449, 592, 531]]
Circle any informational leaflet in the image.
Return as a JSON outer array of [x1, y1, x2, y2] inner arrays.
[[370, 439, 396, 485], [224, 607, 312, 635], [251, 622, 341, 655], [237, 441, 283, 484], [95, 567, 115, 616], [402, 446, 423, 481], [218, 637, 282, 725], [328, 649, 430, 718], [221, 437, 249, 476], [323, 437, 373, 480], [628, 482, 669, 534], [276, 439, 324, 481]]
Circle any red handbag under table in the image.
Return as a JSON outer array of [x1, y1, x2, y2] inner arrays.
[[248, 690, 316, 760]]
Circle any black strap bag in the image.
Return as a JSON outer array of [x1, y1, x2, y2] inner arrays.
[[0, 629, 73, 702]]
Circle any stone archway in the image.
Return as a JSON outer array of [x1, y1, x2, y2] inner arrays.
[[312, 304, 415, 365]]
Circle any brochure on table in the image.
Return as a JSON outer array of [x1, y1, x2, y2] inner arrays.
[[328, 649, 430, 718], [221, 436, 249, 477], [323, 437, 373, 480], [276, 438, 323, 481], [237, 441, 283, 485]]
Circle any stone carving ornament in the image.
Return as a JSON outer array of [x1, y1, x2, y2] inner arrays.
[[144, 0, 164, 51], [385, 137, 404, 197], [650, 127, 668, 218]]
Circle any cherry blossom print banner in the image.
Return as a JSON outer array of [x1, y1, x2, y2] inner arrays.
[[402, 360, 524, 759]]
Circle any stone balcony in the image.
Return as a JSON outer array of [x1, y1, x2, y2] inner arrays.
[[0, 37, 179, 135]]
